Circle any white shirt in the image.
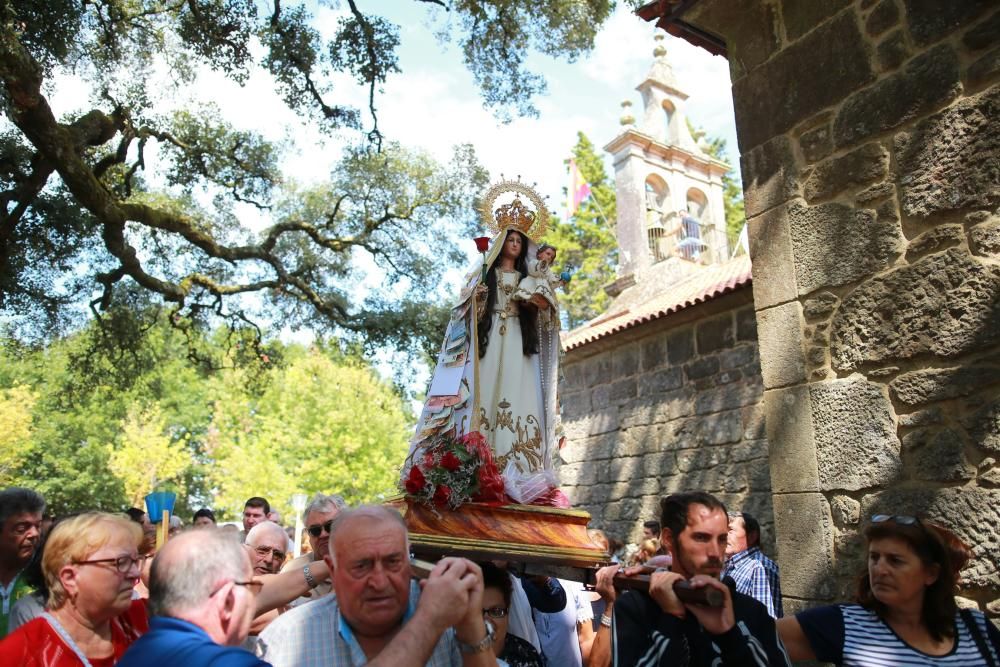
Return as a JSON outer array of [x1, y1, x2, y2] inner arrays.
[[533, 579, 593, 667]]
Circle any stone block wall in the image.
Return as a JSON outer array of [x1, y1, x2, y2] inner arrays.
[[558, 292, 773, 548], [687, 0, 1000, 614]]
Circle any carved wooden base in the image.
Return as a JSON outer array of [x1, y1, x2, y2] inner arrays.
[[386, 495, 609, 568]]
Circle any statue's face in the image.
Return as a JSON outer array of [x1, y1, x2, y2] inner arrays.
[[502, 232, 522, 260]]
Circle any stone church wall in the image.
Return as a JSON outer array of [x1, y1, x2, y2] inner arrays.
[[684, 0, 1000, 615], [557, 290, 773, 548]]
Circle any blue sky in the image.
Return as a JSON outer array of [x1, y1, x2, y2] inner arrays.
[[47, 3, 738, 235], [374, 2, 740, 214], [40, 1, 739, 354]]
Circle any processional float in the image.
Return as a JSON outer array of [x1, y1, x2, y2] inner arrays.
[[387, 178, 606, 584]]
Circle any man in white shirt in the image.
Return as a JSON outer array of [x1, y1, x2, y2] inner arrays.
[[532, 578, 594, 667]]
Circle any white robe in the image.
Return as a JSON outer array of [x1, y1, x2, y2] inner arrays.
[[409, 227, 560, 482], [478, 269, 546, 472]]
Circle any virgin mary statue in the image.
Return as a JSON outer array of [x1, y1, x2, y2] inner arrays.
[[409, 181, 561, 497]]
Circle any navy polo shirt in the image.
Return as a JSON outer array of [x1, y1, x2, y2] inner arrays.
[[118, 615, 271, 667]]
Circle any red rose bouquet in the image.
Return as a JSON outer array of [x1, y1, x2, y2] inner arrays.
[[400, 431, 507, 511]]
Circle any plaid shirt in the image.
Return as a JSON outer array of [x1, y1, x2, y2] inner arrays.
[[749, 548, 783, 618], [255, 582, 461, 667], [721, 547, 781, 618]]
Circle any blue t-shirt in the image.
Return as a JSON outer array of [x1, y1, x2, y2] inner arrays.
[[118, 615, 271, 667], [796, 604, 1000, 666]]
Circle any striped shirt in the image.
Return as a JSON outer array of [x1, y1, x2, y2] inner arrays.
[[255, 582, 461, 667], [722, 547, 780, 619], [796, 604, 1000, 666]]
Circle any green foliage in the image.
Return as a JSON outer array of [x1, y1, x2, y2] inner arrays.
[[108, 404, 190, 508], [210, 347, 410, 517], [0, 384, 35, 485], [176, 0, 257, 81], [542, 132, 618, 329], [0, 0, 610, 358], [162, 108, 281, 207], [329, 15, 401, 87], [0, 318, 413, 517]]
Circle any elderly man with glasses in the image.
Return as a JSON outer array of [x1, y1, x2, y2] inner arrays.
[[242, 520, 292, 642], [118, 528, 269, 666], [245, 522, 289, 577], [281, 493, 346, 607]]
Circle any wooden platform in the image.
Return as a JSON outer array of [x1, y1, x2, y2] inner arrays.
[[386, 495, 609, 570]]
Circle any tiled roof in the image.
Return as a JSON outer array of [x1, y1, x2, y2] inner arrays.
[[561, 255, 752, 351]]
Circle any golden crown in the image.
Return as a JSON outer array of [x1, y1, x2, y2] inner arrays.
[[478, 178, 549, 241]]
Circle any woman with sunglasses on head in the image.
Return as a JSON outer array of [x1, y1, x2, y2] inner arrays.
[[0, 512, 150, 666], [778, 514, 1000, 666]]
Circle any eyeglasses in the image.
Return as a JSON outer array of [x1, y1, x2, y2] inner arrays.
[[234, 580, 264, 595], [74, 554, 144, 574], [483, 606, 508, 619], [308, 519, 335, 538], [254, 545, 286, 561], [871, 514, 921, 527], [211, 579, 264, 597]]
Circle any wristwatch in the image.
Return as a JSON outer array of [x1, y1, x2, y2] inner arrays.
[[302, 563, 318, 589], [457, 618, 495, 654]]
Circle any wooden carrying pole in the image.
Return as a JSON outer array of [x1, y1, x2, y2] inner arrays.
[[157, 510, 169, 549]]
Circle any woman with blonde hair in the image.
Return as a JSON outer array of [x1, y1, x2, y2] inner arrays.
[[0, 512, 149, 666]]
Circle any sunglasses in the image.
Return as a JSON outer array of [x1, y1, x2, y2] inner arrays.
[[871, 514, 921, 526], [483, 606, 508, 619], [308, 519, 335, 538]]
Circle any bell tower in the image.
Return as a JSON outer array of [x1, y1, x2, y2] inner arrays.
[[604, 34, 730, 288]]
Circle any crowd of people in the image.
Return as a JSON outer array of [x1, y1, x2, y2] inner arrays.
[[0, 485, 997, 666]]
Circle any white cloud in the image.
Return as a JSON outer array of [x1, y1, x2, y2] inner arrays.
[[581, 7, 660, 87]]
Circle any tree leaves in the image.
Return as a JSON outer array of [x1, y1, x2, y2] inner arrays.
[[0, 317, 413, 517], [450, 1, 613, 121], [0, 384, 35, 486], [108, 404, 190, 508], [0, 0, 611, 359], [177, 0, 257, 82]]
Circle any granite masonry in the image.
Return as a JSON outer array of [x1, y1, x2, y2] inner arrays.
[[657, 0, 1000, 615], [558, 290, 774, 551]]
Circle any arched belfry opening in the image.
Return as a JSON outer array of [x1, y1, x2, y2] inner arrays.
[[604, 33, 731, 289]]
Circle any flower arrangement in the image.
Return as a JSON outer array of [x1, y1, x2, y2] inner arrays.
[[401, 431, 506, 511]]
